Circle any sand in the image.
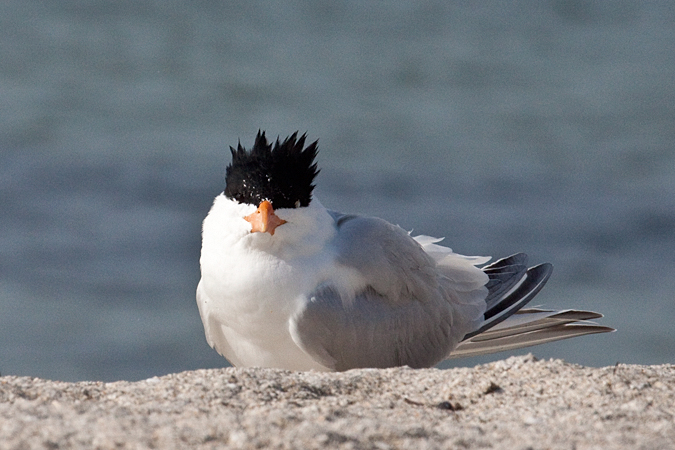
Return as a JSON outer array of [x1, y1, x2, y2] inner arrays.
[[1, 355, 673, 449]]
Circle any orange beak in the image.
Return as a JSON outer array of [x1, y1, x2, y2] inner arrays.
[[244, 200, 287, 235]]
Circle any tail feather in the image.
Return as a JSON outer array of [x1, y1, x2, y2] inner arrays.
[[449, 309, 614, 358], [454, 254, 613, 358], [477, 308, 604, 340]]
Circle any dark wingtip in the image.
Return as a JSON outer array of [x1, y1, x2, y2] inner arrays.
[[483, 253, 529, 271], [465, 259, 555, 340], [529, 263, 554, 288]]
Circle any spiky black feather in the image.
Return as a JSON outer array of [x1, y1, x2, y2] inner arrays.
[[224, 131, 320, 209]]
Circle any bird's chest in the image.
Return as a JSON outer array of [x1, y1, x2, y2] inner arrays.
[[200, 246, 321, 332]]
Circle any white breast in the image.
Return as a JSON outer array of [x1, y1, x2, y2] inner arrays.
[[196, 194, 337, 370]]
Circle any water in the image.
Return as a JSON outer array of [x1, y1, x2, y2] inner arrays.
[[1, 0, 674, 381]]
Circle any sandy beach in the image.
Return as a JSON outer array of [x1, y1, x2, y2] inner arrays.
[[1, 355, 673, 449]]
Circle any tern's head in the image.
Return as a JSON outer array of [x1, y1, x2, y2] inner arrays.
[[224, 131, 320, 235]]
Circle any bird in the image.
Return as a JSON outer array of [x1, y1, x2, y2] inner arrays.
[[196, 131, 613, 371]]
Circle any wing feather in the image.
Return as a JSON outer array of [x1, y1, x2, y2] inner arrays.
[[290, 212, 488, 370], [289, 212, 613, 369]]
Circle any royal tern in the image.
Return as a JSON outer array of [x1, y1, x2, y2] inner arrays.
[[197, 131, 612, 371]]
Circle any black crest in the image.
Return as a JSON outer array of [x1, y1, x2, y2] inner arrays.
[[224, 131, 320, 209]]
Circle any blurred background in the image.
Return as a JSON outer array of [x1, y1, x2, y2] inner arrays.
[[1, 0, 673, 382]]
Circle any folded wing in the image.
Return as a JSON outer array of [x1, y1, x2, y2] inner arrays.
[[290, 212, 488, 371], [290, 213, 613, 369]]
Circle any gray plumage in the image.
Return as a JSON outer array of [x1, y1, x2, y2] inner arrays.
[[288, 211, 611, 371]]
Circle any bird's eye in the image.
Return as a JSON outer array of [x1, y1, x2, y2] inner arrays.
[[294, 200, 301, 208]]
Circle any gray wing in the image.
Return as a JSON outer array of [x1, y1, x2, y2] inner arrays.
[[290, 284, 457, 370], [289, 212, 486, 371]]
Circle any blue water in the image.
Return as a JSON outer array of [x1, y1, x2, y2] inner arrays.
[[1, 1, 674, 381]]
